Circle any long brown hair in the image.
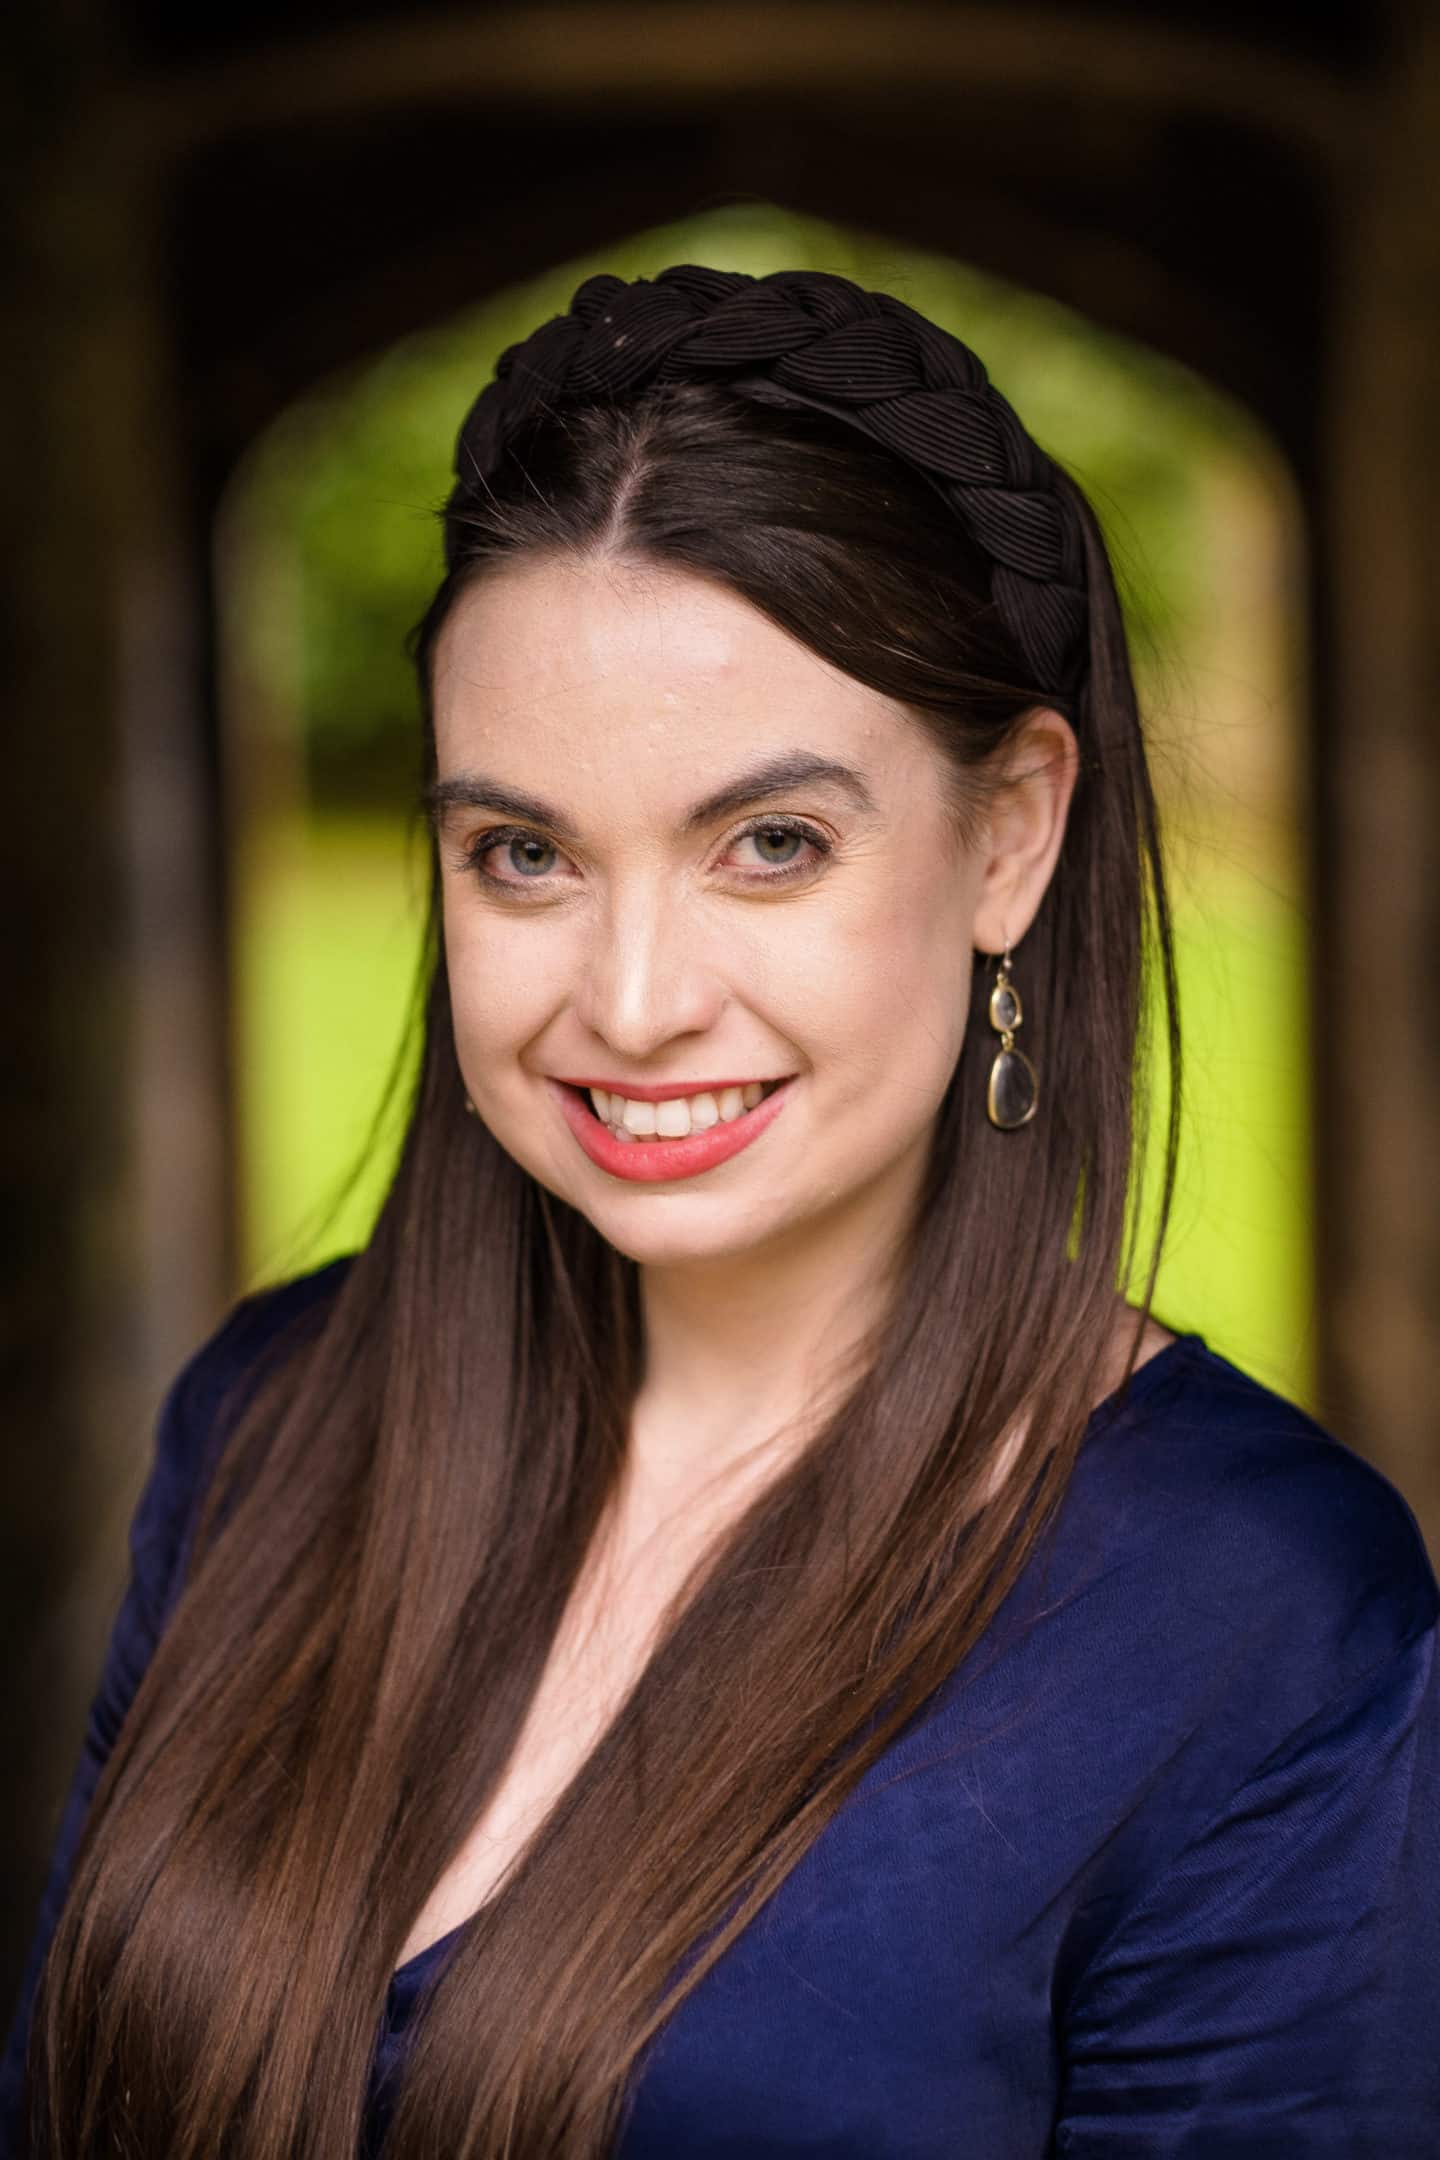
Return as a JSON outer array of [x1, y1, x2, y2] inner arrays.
[[34, 270, 1181, 2157]]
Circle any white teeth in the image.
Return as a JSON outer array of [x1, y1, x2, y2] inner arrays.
[[587, 1079, 785, 1140]]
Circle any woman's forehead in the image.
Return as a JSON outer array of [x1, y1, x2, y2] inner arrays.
[[437, 558, 860, 709], [431, 557, 933, 795]]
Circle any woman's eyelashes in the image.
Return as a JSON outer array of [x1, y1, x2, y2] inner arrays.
[[453, 815, 834, 896]]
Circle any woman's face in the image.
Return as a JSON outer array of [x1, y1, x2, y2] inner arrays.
[[431, 554, 1041, 1273]]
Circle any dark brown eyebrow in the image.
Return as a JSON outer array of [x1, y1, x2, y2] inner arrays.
[[422, 753, 878, 841]]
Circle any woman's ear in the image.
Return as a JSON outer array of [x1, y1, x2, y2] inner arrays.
[[970, 707, 1080, 954]]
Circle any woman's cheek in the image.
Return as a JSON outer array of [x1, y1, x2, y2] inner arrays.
[[785, 888, 966, 1088], [463, 975, 545, 1060], [445, 915, 557, 1063]]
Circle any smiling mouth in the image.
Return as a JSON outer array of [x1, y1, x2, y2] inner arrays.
[[569, 1077, 788, 1142]]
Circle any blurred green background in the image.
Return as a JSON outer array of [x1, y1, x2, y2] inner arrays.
[[219, 202, 1313, 1404]]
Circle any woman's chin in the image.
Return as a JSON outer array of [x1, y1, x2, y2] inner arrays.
[[575, 1197, 803, 1273]]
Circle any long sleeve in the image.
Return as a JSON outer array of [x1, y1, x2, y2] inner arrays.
[[1055, 1614, 1440, 2156], [0, 1258, 351, 2159]]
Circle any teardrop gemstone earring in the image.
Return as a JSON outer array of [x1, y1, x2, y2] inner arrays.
[[985, 944, 1039, 1129]]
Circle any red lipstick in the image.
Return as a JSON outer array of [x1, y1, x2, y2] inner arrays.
[[548, 1077, 794, 1184]]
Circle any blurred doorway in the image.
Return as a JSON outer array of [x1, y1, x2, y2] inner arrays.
[[216, 203, 1312, 1401]]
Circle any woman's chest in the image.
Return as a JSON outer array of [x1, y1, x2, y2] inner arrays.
[[376, 1546, 1241, 2159], [383, 1471, 1213, 2153], [395, 1550, 686, 1962], [380, 1702, 1080, 2160], [613, 1723, 1071, 2157]]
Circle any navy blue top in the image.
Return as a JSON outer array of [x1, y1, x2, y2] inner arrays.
[[5, 1257, 1439, 2157]]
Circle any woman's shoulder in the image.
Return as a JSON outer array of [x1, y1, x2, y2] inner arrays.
[[158, 1252, 356, 1461], [207, 1249, 356, 1380], [1062, 1329, 1439, 1685], [134, 1252, 358, 1606], [948, 1334, 1440, 1905]]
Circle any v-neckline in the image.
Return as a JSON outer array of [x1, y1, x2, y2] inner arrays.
[[386, 1326, 1208, 1994]]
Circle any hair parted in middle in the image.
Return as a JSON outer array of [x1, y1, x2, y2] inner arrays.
[[34, 262, 1181, 2160], [450, 264, 1089, 697]]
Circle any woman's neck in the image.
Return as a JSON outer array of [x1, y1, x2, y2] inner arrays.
[[623, 1172, 914, 1533]]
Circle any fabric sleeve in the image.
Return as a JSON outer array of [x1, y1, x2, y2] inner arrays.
[[1054, 1614, 1440, 2158], [0, 1260, 349, 2159]]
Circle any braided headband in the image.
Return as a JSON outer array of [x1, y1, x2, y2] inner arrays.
[[448, 264, 1088, 697]]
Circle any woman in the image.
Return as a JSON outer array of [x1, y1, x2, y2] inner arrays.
[[5, 263, 1437, 2158]]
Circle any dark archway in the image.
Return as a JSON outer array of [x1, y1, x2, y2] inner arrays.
[[6, 0, 1436, 2002]]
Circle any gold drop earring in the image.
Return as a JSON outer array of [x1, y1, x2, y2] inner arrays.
[[985, 941, 1039, 1129]]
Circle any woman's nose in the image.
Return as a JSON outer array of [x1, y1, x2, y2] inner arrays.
[[573, 883, 725, 1060]]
